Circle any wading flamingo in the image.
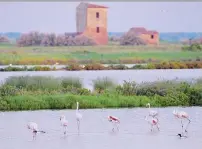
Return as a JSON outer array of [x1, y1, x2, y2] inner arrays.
[[146, 103, 158, 118], [145, 116, 160, 132], [27, 122, 45, 139], [76, 102, 82, 132], [60, 115, 68, 135], [108, 115, 120, 131], [173, 109, 191, 133]]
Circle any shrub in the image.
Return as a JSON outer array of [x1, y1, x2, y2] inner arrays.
[[0, 85, 18, 96], [66, 63, 82, 71], [93, 77, 116, 93], [0, 66, 26, 71], [182, 43, 202, 51], [116, 80, 137, 96], [31, 66, 51, 71], [131, 64, 147, 69], [4, 76, 61, 91], [146, 63, 155, 69], [107, 64, 128, 70], [61, 77, 82, 89], [84, 63, 105, 70]]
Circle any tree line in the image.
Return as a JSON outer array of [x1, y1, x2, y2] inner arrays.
[[16, 31, 96, 46]]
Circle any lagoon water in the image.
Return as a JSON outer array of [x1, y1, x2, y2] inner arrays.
[[0, 107, 202, 149], [0, 69, 202, 90]]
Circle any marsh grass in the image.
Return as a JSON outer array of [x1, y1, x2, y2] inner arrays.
[[4, 76, 83, 91], [1, 94, 153, 110], [61, 77, 82, 88], [0, 76, 202, 110], [93, 77, 116, 92]]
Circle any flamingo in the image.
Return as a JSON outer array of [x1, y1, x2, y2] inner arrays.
[[108, 115, 120, 131], [60, 115, 68, 135], [145, 116, 160, 132], [27, 122, 45, 139], [76, 102, 82, 132], [173, 109, 191, 133], [146, 103, 158, 118]]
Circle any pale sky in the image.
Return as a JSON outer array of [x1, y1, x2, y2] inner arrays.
[[1, 2, 202, 33]]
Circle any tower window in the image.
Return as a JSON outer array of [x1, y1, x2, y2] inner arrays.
[[96, 12, 99, 18], [96, 27, 100, 33], [151, 35, 154, 39]]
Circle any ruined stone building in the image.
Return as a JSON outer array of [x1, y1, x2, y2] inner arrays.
[[76, 2, 108, 45], [128, 27, 159, 45]]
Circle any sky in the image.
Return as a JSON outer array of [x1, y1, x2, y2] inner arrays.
[[1, 2, 202, 33]]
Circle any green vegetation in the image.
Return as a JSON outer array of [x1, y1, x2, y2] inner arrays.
[[0, 44, 202, 65], [0, 76, 202, 111], [182, 43, 202, 52]]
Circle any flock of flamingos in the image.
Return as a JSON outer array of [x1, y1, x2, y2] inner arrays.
[[27, 102, 191, 140]]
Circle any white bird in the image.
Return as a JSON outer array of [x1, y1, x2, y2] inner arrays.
[[173, 109, 191, 133], [145, 116, 160, 132], [60, 115, 68, 135], [76, 102, 82, 132], [108, 115, 120, 131], [27, 122, 45, 139], [9, 64, 12, 67], [146, 103, 158, 118]]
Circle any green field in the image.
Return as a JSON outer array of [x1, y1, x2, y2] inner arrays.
[[0, 43, 202, 64]]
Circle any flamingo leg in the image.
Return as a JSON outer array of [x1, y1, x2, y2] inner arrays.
[[180, 120, 184, 133], [112, 122, 115, 131], [150, 125, 153, 132], [156, 124, 160, 131], [116, 122, 119, 131], [77, 120, 80, 132], [33, 131, 37, 140], [63, 126, 67, 135], [184, 118, 191, 133]]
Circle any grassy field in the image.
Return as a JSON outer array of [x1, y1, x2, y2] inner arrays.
[[0, 43, 202, 64]]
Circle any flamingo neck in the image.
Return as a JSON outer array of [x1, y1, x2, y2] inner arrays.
[[77, 103, 79, 111]]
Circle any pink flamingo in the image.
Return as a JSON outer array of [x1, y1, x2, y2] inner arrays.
[[145, 116, 160, 132], [60, 115, 68, 135], [27, 122, 45, 139], [108, 116, 120, 131], [173, 109, 191, 133]]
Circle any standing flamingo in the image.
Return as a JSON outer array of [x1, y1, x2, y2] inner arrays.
[[27, 122, 45, 139], [108, 115, 120, 131], [76, 102, 82, 132], [145, 116, 160, 132], [60, 115, 68, 135], [173, 109, 191, 133], [146, 103, 158, 118]]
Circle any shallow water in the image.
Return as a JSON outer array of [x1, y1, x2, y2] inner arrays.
[[0, 69, 202, 90], [0, 107, 202, 149]]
